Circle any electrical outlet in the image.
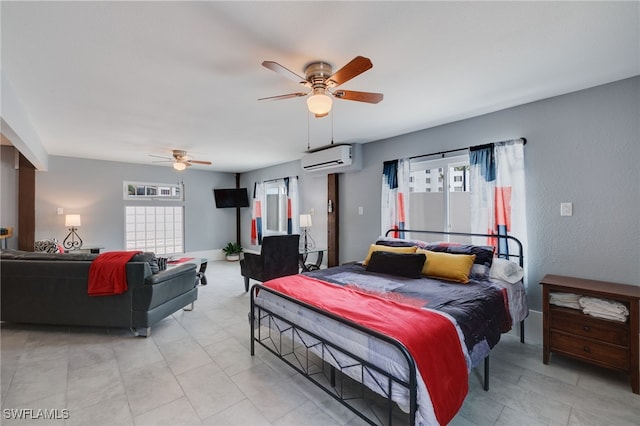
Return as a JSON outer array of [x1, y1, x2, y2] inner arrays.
[[57, 207, 64, 215], [560, 202, 572, 217]]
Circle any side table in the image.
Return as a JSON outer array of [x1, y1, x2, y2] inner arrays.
[[0, 227, 13, 249], [540, 274, 639, 394], [299, 248, 325, 272]]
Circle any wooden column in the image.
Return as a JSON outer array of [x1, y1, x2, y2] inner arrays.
[[235, 173, 241, 244], [327, 173, 339, 267], [17, 153, 36, 251]]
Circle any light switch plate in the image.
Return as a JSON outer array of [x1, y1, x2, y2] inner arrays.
[[560, 202, 572, 217]]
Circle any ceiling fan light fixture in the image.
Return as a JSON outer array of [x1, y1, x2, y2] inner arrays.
[[307, 93, 332, 116], [173, 162, 187, 171]]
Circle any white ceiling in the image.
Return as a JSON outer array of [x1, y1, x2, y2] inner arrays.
[[2, 1, 638, 173]]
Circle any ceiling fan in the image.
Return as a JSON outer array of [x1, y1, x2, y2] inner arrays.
[[259, 56, 383, 118], [150, 150, 212, 171]]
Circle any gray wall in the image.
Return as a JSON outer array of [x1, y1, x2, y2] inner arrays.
[[240, 77, 640, 313], [34, 156, 237, 252]]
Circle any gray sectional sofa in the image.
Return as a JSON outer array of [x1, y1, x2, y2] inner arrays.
[[0, 249, 198, 336]]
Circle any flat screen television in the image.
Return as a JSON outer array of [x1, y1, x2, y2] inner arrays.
[[213, 188, 250, 208]]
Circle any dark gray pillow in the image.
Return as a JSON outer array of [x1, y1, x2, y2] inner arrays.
[[131, 252, 160, 274], [365, 251, 426, 279]]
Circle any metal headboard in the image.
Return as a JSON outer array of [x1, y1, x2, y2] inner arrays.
[[384, 229, 524, 267]]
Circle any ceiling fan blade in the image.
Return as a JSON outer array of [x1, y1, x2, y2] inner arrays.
[[188, 160, 212, 165], [151, 160, 172, 163], [258, 92, 309, 101], [262, 61, 308, 85], [149, 154, 172, 160], [333, 90, 383, 104], [326, 56, 373, 88]]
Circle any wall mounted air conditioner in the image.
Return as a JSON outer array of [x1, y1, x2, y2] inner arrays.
[[301, 143, 362, 173]]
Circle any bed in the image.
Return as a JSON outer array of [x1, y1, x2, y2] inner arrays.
[[250, 230, 528, 425]]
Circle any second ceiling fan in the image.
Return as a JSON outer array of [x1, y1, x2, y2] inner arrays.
[[259, 56, 383, 118], [150, 150, 212, 171]]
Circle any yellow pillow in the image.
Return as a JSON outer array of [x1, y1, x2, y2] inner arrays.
[[417, 249, 476, 283], [363, 244, 417, 265]]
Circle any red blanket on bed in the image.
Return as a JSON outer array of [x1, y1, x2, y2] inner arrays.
[[88, 251, 141, 296], [264, 274, 468, 425]]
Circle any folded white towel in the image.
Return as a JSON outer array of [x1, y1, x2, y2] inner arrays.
[[579, 296, 629, 315], [578, 296, 629, 322], [581, 308, 628, 322], [549, 292, 582, 309], [550, 292, 581, 301]]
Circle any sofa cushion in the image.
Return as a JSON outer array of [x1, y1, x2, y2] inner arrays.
[[0, 249, 97, 261], [131, 252, 160, 274]]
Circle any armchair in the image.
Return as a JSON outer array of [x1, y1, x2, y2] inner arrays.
[[240, 234, 300, 292]]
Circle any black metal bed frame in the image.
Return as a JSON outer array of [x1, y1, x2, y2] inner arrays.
[[385, 229, 526, 344], [249, 230, 525, 426], [251, 285, 417, 425]]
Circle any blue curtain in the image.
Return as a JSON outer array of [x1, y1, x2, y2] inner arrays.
[[381, 159, 408, 238]]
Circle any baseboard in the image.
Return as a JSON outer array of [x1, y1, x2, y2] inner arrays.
[[506, 309, 542, 345]]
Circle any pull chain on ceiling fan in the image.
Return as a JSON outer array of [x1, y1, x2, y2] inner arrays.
[[259, 56, 383, 118]]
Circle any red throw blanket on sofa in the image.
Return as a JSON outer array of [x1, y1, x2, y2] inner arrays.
[[88, 251, 141, 296], [263, 274, 468, 425]]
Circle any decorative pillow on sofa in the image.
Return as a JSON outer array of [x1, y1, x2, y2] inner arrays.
[[362, 244, 417, 265], [365, 251, 426, 279], [417, 249, 476, 283], [131, 252, 160, 274], [34, 238, 62, 253]]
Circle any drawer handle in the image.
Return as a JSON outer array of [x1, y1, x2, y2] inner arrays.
[[583, 325, 591, 332], [583, 345, 591, 353]]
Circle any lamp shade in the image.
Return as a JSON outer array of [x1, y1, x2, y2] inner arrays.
[[299, 214, 312, 228], [173, 162, 187, 171], [65, 214, 81, 227], [306, 93, 332, 116]]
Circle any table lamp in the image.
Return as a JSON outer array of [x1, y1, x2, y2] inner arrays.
[[299, 214, 315, 251], [63, 214, 83, 250]]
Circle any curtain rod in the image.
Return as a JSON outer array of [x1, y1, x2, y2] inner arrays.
[[262, 175, 299, 184], [409, 137, 527, 161]]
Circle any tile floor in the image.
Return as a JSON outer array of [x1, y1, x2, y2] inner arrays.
[[1, 260, 638, 425]]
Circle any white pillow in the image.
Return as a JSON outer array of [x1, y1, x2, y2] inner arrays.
[[489, 258, 524, 284]]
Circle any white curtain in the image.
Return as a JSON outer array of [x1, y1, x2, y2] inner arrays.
[[470, 139, 527, 266], [250, 182, 265, 245], [285, 176, 299, 235], [381, 158, 410, 237]]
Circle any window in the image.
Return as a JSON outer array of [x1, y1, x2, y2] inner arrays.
[[124, 181, 182, 201], [408, 155, 470, 241], [264, 180, 288, 235], [125, 206, 184, 254]]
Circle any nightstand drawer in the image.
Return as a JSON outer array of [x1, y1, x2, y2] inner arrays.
[[549, 307, 628, 346], [550, 331, 629, 370]]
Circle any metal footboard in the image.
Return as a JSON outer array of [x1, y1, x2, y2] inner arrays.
[[250, 284, 417, 426]]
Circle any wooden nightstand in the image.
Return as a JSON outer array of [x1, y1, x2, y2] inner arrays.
[[540, 274, 640, 394]]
